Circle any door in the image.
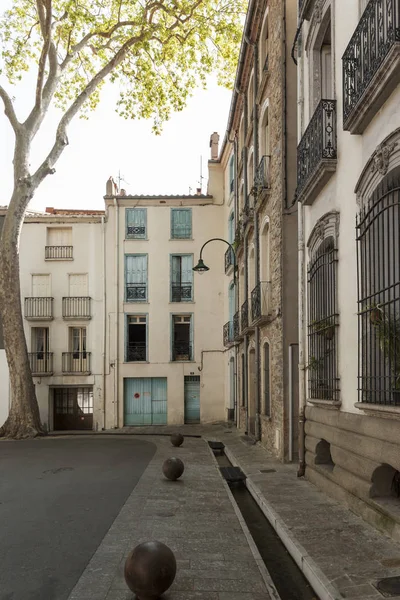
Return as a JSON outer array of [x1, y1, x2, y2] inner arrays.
[[70, 327, 88, 372], [32, 327, 50, 373], [53, 387, 93, 430], [184, 376, 200, 424], [124, 377, 167, 425]]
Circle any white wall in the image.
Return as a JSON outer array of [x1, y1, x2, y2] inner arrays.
[[0, 351, 10, 426]]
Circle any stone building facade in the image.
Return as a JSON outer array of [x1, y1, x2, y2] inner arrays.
[[297, 0, 400, 541]]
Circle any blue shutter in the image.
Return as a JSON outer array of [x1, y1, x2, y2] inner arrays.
[[182, 255, 193, 301], [171, 209, 192, 239], [125, 255, 148, 301], [126, 209, 146, 239]]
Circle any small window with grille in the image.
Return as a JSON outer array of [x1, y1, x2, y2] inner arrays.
[[126, 208, 147, 239], [126, 315, 147, 362]]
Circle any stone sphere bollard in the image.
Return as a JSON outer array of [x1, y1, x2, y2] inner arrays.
[[162, 457, 185, 481], [170, 433, 184, 447], [124, 541, 177, 600]]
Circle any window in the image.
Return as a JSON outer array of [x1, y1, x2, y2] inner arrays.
[[171, 255, 193, 302], [229, 155, 235, 194], [46, 227, 73, 259], [357, 167, 400, 406], [69, 274, 88, 296], [259, 12, 269, 75], [321, 22, 332, 100], [126, 208, 147, 239], [32, 327, 49, 359], [125, 254, 148, 302], [307, 216, 339, 401], [264, 343, 270, 415], [32, 274, 51, 297], [171, 209, 192, 239], [248, 71, 254, 123], [126, 315, 147, 362], [172, 315, 193, 361], [70, 327, 87, 358], [54, 387, 93, 415]]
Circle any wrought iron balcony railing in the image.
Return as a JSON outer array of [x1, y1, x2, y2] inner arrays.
[[343, 0, 400, 133], [126, 284, 147, 302], [172, 342, 193, 361], [171, 284, 192, 302], [241, 299, 249, 331], [254, 155, 270, 192], [28, 352, 53, 375], [126, 343, 147, 362], [225, 247, 235, 273], [24, 297, 54, 320], [62, 352, 91, 374], [297, 99, 337, 205], [251, 282, 272, 323], [233, 311, 240, 340], [62, 297, 91, 319], [127, 225, 146, 238], [45, 246, 73, 260], [223, 321, 234, 347]]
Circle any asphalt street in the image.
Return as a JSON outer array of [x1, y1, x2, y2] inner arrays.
[[0, 436, 156, 600]]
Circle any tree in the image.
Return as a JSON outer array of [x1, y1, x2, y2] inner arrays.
[[0, 0, 245, 438]]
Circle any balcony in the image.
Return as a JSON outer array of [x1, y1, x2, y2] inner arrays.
[[297, 99, 337, 205], [225, 247, 235, 274], [343, 0, 400, 134], [126, 284, 147, 302], [62, 352, 91, 374], [126, 343, 147, 362], [233, 311, 241, 341], [62, 297, 91, 320], [45, 246, 73, 260], [171, 284, 192, 302], [172, 342, 193, 361], [24, 297, 53, 321], [251, 282, 272, 325], [28, 352, 53, 376], [223, 321, 234, 347], [241, 299, 250, 333]]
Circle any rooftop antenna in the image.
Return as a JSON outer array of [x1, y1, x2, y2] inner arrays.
[[189, 186, 193, 195], [198, 156, 205, 191], [116, 169, 130, 190]]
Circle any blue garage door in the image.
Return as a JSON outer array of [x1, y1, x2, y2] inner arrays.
[[124, 378, 167, 425], [184, 376, 200, 424]]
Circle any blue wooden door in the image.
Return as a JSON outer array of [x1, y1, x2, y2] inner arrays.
[[124, 377, 167, 425], [184, 376, 200, 424]]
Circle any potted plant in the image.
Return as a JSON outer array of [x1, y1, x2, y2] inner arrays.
[[311, 318, 335, 341]]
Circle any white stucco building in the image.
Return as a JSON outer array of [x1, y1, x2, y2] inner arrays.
[[297, 0, 400, 540]]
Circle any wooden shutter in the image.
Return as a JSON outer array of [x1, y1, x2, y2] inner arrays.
[[69, 274, 88, 296], [47, 227, 72, 246], [32, 275, 50, 297], [126, 209, 146, 239], [172, 209, 191, 238]]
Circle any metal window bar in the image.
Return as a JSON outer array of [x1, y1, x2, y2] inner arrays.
[[45, 246, 73, 259], [126, 284, 147, 301], [241, 300, 249, 331], [254, 156, 270, 190], [62, 352, 91, 373], [233, 311, 240, 339], [24, 297, 53, 319], [307, 237, 339, 401], [251, 282, 271, 322], [127, 226, 146, 238], [28, 352, 53, 374], [225, 247, 235, 273], [230, 179, 235, 193], [172, 342, 193, 361], [62, 297, 91, 318], [356, 169, 400, 406], [297, 99, 337, 195], [171, 284, 192, 302], [343, 0, 400, 124], [223, 321, 233, 346], [126, 343, 147, 362]]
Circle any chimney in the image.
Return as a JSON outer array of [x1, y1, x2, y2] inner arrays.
[[209, 132, 220, 160], [196, 188, 202, 196], [106, 176, 118, 196], [45, 207, 54, 213], [119, 188, 127, 196]]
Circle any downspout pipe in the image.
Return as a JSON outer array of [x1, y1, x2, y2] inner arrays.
[[114, 197, 120, 429], [101, 215, 107, 430], [298, 200, 306, 476]]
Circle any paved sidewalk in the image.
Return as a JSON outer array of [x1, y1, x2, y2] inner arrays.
[[67, 434, 271, 600]]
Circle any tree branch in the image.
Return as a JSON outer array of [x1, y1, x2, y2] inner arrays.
[[0, 86, 20, 134], [35, 0, 52, 108]]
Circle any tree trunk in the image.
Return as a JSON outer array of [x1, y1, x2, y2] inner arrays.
[[0, 184, 44, 439]]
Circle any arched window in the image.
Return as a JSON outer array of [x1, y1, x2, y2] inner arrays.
[[228, 211, 235, 245], [357, 167, 400, 406], [260, 219, 270, 282], [247, 152, 254, 200], [228, 281, 235, 332], [259, 12, 269, 76], [263, 342, 271, 415], [248, 246, 255, 296], [307, 212, 340, 401], [239, 117, 244, 153], [248, 71, 254, 123]]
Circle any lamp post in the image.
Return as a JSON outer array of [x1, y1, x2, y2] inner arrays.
[[193, 237, 237, 284]]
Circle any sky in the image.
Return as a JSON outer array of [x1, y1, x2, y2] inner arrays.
[[0, 45, 233, 213]]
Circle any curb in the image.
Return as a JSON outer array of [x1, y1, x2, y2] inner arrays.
[[207, 442, 281, 600], [224, 445, 343, 600]]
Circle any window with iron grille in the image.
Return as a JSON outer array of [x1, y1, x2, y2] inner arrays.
[[126, 208, 147, 239], [357, 168, 400, 406], [170, 255, 193, 302], [307, 213, 340, 401]]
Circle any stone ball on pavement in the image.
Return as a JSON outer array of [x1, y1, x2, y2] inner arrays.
[[162, 457, 185, 481], [124, 541, 177, 600], [170, 433, 184, 447]]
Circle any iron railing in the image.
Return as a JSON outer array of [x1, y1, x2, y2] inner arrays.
[[126, 343, 147, 362], [343, 0, 400, 126], [172, 342, 193, 361], [223, 321, 233, 346], [171, 284, 192, 302], [225, 247, 235, 273], [62, 297, 91, 319], [126, 284, 147, 301], [357, 169, 400, 406], [45, 246, 73, 260], [127, 225, 146, 238], [254, 156, 270, 191], [308, 238, 339, 401], [241, 300, 249, 331], [233, 311, 240, 340], [297, 99, 337, 195], [171, 226, 192, 239], [24, 297, 53, 320], [62, 352, 91, 373], [251, 282, 272, 322], [28, 352, 53, 375]]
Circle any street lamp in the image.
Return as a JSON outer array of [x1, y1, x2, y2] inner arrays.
[[193, 237, 237, 283]]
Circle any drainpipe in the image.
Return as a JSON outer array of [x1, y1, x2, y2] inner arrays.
[[298, 200, 306, 476], [101, 215, 107, 429], [244, 239, 249, 434], [288, 343, 298, 462], [114, 197, 120, 429]]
